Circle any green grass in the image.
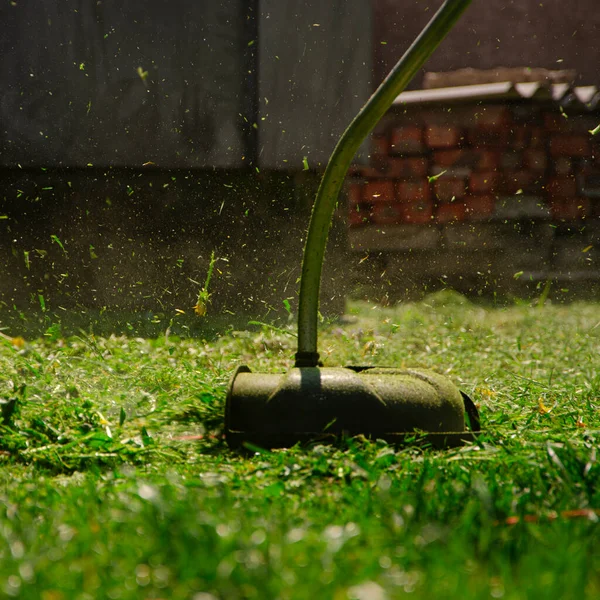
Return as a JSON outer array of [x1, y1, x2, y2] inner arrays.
[[1, 293, 599, 599]]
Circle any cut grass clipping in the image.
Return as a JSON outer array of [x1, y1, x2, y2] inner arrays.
[[0, 295, 599, 599]]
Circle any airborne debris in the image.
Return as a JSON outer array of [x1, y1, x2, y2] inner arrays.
[[427, 170, 446, 183], [51, 234, 67, 255], [137, 66, 149, 84], [0, 331, 26, 349], [194, 251, 217, 317]]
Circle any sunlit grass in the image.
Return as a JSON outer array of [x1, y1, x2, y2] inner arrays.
[[0, 294, 599, 598]]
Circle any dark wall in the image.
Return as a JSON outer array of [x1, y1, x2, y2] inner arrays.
[[258, 0, 372, 169], [373, 0, 600, 88], [0, 0, 369, 320], [0, 1, 252, 169], [0, 167, 349, 320], [0, 0, 372, 170]]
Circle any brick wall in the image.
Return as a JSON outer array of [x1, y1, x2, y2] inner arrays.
[[346, 98, 600, 300]]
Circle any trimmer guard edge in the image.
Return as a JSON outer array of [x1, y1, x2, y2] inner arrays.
[[225, 365, 480, 450]]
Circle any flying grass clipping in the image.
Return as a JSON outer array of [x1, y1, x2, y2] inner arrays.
[[193, 251, 217, 317]]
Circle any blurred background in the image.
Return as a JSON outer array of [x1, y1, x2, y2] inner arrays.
[[1, 0, 599, 333]]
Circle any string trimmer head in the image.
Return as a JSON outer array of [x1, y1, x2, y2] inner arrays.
[[225, 0, 480, 449]]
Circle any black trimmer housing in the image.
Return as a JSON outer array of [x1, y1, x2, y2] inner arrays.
[[226, 365, 479, 449]]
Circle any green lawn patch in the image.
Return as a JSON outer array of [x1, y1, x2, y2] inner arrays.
[[1, 295, 599, 599]]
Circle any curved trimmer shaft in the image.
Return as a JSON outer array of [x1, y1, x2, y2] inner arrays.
[[225, 0, 479, 450], [295, 0, 472, 367]]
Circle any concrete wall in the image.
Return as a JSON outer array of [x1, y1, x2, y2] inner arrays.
[[258, 0, 371, 169], [0, 0, 370, 324], [0, 1, 251, 169], [0, 0, 371, 170], [0, 168, 349, 322]]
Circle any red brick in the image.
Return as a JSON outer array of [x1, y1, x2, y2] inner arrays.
[[432, 149, 466, 168], [508, 124, 546, 149], [543, 113, 599, 134], [398, 200, 434, 224], [550, 198, 591, 221], [475, 105, 512, 127], [348, 203, 372, 226], [475, 150, 502, 171], [547, 176, 578, 200], [396, 179, 430, 203], [386, 157, 428, 179], [431, 149, 500, 171], [371, 202, 403, 225], [370, 155, 392, 175], [529, 126, 545, 149], [346, 165, 363, 178], [554, 157, 573, 176], [509, 125, 531, 150], [502, 170, 541, 194], [511, 104, 540, 122], [425, 125, 463, 149], [469, 171, 499, 195], [364, 180, 395, 203], [468, 125, 509, 148], [389, 126, 424, 155], [351, 166, 382, 179], [576, 158, 600, 176], [550, 135, 591, 157], [434, 177, 466, 202], [347, 181, 364, 206], [354, 156, 429, 179], [372, 135, 389, 156], [349, 155, 386, 178], [523, 149, 547, 172], [465, 195, 495, 220], [350, 163, 387, 178], [501, 151, 523, 170], [436, 202, 466, 223], [544, 112, 569, 132]]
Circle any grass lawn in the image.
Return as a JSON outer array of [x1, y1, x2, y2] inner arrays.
[[1, 292, 599, 599]]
